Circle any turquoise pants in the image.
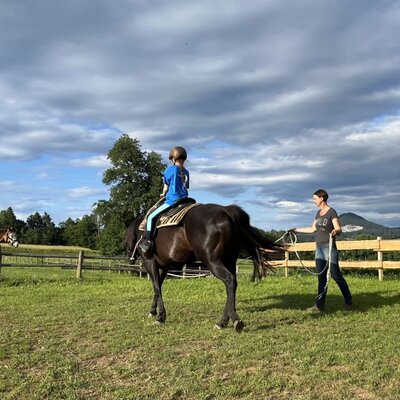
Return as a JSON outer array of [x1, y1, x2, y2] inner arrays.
[[145, 202, 172, 239]]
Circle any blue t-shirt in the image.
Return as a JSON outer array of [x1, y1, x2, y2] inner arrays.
[[163, 165, 189, 205]]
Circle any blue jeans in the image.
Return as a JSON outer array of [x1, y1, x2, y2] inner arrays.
[[315, 244, 352, 309]]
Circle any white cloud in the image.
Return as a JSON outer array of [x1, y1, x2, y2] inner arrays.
[[70, 155, 110, 168], [67, 187, 105, 199]]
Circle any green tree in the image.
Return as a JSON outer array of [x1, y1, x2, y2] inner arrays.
[[59, 216, 97, 248], [0, 207, 25, 237], [94, 134, 165, 255], [98, 134, 165, 224], [21, 212, 58, 244], [60, 218, 77, 246], [23, 212, 44, 244], [97, 215, 126, 256], [42, 212, 57, 244], [74, 215, 98, 249], [0, 207, 18, 228]]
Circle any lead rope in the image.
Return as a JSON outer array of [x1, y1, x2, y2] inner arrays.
[[275, 231, 334, 301], [316, 233, 333, 302], [275, 231, 331, 276]]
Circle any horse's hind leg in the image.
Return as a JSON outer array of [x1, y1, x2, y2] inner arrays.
[[208, 263, 244, 333]]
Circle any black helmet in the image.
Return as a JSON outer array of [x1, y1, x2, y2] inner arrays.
[[169, 146, 187, 161]]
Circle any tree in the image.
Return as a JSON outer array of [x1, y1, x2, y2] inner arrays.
[[23, 212, 43, 244], [0, 207, 25, 237], [42, 212, 57, 244], [22, 212, 57, 244], [98, 134, 165, 225], [94, 134, 165, 255], [74, 215, 98, 249], [97, 215, 126, 256]]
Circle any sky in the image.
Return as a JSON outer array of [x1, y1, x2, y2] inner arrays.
[[1, 0, 400, 231]]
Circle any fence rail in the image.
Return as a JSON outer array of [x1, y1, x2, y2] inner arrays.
[[268, 237, 400, 281]]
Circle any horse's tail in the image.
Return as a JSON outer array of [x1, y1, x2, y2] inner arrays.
[[224, 205, 285, 281]]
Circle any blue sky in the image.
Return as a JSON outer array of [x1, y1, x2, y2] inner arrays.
[[1, 0, 400, 231]]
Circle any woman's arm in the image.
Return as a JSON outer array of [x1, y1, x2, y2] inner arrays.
[[291, 220, 317, 234], [331, 217, 342, 237]]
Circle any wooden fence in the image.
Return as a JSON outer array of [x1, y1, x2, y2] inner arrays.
[[268, 237, 400, 281], [0, 248, 210, 279], [1, 237, 399, 281]]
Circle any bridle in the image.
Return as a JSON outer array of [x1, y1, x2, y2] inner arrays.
[[1, 228, 19, 247]]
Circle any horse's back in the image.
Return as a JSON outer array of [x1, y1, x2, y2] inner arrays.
[[183, 204, 241, 260]]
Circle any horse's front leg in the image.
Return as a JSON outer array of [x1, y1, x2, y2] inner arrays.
[[147, 261, 168, 323], [155, 268, 168, 323]]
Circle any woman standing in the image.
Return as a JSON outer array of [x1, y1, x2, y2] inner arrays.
[[291, 189, 352, 312]]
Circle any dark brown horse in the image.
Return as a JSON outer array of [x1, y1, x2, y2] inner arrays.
[[0, 227, 19, 247], [126, 203, 283, 332]]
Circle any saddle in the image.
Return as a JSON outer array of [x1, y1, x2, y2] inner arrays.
[[139, 198, 200, 232]]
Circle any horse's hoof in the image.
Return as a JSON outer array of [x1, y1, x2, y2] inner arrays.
[[155, 320, 165, 325], [233, 320, 245, 333], [148, 313, 156, 319], [214, 322, 228, 330]]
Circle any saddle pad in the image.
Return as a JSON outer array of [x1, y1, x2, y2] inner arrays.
[[139, 202, 200, 231]]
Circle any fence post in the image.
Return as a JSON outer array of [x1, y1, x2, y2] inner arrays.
[[377, 236, 383, 281], [76, 250, 84, 279], [284, 250, 289, 277]]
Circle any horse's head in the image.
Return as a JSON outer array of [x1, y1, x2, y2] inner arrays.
[[2, 227, 19, 248], [125, 216, 143, 260]]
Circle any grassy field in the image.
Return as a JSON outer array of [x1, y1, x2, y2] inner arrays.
[[1, 267, 400, 400]]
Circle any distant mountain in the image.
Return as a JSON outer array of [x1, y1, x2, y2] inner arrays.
[[296, 212, 400, 241], [339, 212, 400, 239]]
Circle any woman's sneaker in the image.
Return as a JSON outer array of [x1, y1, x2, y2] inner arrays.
[[306, 305, 324, 314]]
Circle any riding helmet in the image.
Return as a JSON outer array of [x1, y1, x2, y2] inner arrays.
[[169, 146, 187, 161]]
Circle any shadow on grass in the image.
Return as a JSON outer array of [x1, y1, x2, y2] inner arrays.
[[240, 290, 400, 331], [242, 291, 400, 313]]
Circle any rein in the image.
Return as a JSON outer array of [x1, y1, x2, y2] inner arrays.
[[130, 234, 144, 261]]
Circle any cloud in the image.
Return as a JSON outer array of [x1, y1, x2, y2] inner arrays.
[[67, 186, 105, 199], [1, 0, 400, 228], [70, 155, 110, 168]]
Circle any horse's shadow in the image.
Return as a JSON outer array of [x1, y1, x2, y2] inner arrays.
[[240, 291, 400, 331]]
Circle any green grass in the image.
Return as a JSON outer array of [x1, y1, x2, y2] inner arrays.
[[1, 243, 98, 255], [1, 267, 400, 399]]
